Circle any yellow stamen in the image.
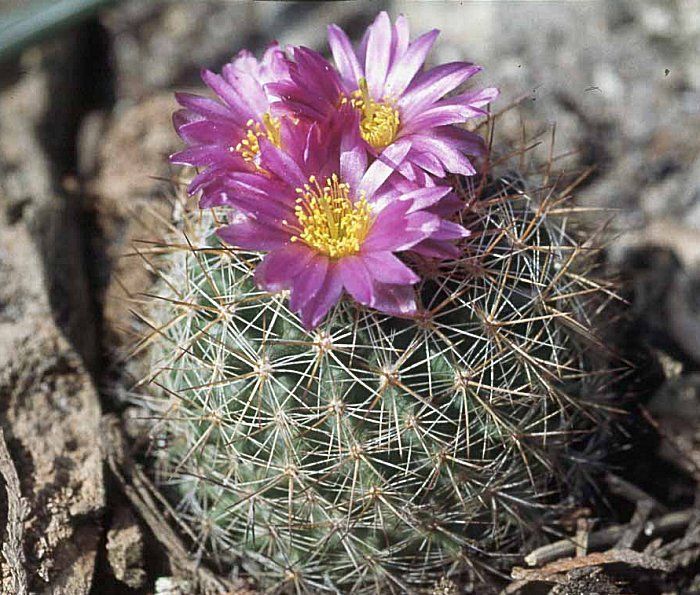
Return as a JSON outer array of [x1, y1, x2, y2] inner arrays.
[[235, 112, 282, 162], [351, 78, 400, 151], [290, 174, 372, 259]]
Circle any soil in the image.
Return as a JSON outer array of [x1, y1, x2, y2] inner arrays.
[[0, 1, 698, 594]]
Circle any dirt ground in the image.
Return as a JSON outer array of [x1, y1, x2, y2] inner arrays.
[[0, 1, 699, 593]]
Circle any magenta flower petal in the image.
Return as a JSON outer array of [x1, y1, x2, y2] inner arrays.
[[451, 86, 500, 109], [200, 69, 252, 118], [286, 47, 344, 114], [218, 175, 296, 220], [365, 11, 392, 97], [430, 220, 470, 240], [217, 214, 290, 251], [271, 13, 496, 179], [384, 29, 439, 97], [258, 138, 307, 188], [267, 80, 328, 121], [399, 151, 446, 178], [399, 62, 482, 117], [408, 135, 477, 176], [401, 104, 488, 133], [170, 45, 293, 206], [174, 92, 237, 123], [174, 119, 242, 147], [328, 24, 364, 88], [362, 252, 420, 285], [363, 204, 438, 252], [432, 126, 488, 157], [357, 139, 412, 199], [400, 186, 452, 212], [411, 239, 462, 260], [338, 256, 375, 306], [371, 282, 417, 317], [289, 255, 329, 313], [255, 244, 316, 291], [298, 265, 344, 329], [170, 144, 240, 168], [390, 14, 410, 66]]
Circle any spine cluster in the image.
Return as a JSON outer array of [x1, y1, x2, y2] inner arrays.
[[132, 167, 616, 593]]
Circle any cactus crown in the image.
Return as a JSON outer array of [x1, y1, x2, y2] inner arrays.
[[129, 158, 617, 592]]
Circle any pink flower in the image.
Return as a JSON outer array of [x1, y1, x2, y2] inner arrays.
[[269, 11, 498, 179], [216, 119, 466, 328], [170, 43, 292, 207]]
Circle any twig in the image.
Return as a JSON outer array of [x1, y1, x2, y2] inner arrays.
[[605, 472, 667, 513], [503, 549, 671, 594], [652, 510, 700, 570], [101, 414, 236, 595], [0, 428, 29, 595], [575, 517, 592, 557], [525, 509, 695, 566], [615, 499, 654, 550], [518, 548, 671, 578]]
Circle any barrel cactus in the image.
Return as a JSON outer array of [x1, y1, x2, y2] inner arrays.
[[129, 11, 616, 594]]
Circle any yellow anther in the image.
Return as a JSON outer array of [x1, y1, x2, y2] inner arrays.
[[350, 78, 400, 151], [235, 112, 282, 163], [291, 173, 373, 259]]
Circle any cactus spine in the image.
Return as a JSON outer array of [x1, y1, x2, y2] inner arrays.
[[131, 165, 615, 593]]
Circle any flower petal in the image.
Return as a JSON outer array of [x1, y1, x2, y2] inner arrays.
[[400, 186, 452, 212], [338, 256, 375, 306], [365, 11, 392, 97], [399, 62, 481, 117], [170, 145, 238, 168], [339, 112, 368, 191], [361, 252, 419, 285], [219, 57, 268, 113], [289, 255, 329, 312], [218, 214, 290, 251], [175, 92, 237, 123], [174, 119, 241, 145], [401, 103, 487, 134], [201, 69, 251, 121], [409, 135, 477, 176], [258, 138, 307, 188], [390, 14, 411, 68], [431, 126, 487, 156], [358, 139, 412, 199], [291, 46, 343, 111], [384, 29, 439, 97], [363, 202, 438, 251], [297, 264, 344, 329], [430, 220, 470, 240], [328, 23, 364, 88], [255, 243, 316, 292], [411, 239, 462, 260], [372, 282, 417, 317]]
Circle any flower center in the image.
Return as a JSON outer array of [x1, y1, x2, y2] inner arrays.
[[235, 112, 282, 162], [351, 78, 400, 151], [290, 174, 372, 259]]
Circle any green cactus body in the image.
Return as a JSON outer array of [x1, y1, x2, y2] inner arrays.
[[134, 174, 614, 593]]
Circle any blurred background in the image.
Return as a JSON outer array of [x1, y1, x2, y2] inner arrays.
[[0, 1, 699, 593]]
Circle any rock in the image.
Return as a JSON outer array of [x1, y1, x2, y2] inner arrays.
[[106, 506, 146, 589], [0, 211, 104, 594], [548, 568, 622, 594], [154, 576, 193, 595], [0, 34, 104, 372]]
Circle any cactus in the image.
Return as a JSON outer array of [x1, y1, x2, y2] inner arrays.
[[130, 161, 616, 593]]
